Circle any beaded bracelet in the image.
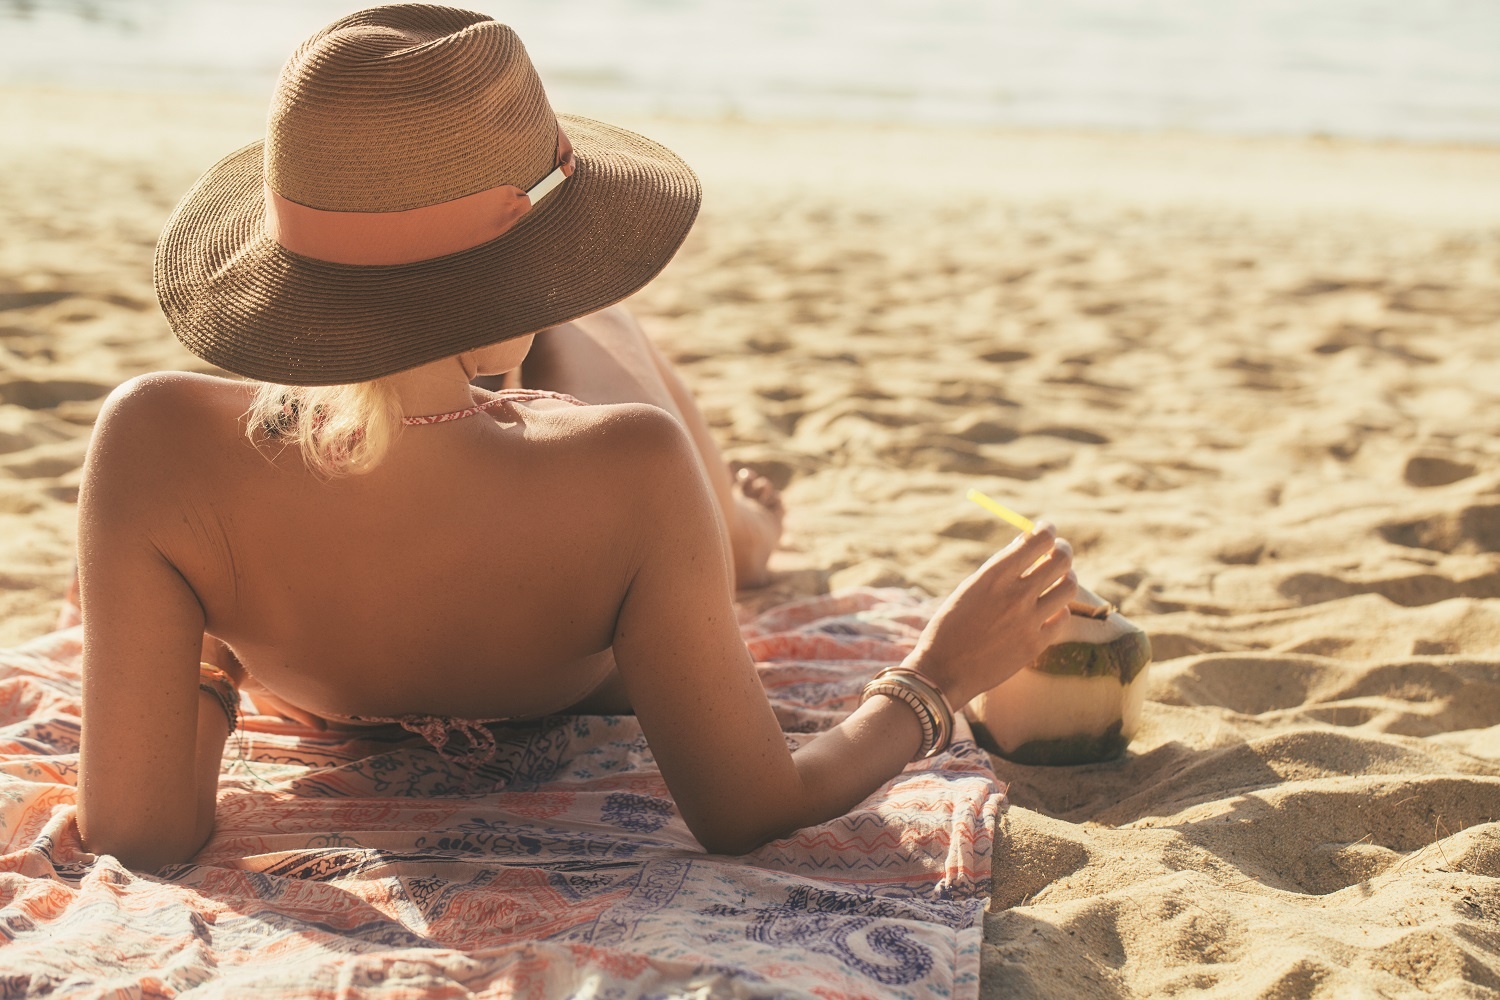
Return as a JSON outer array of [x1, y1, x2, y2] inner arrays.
[[198, 663, 240, 734], [860, 669, 955, 759]]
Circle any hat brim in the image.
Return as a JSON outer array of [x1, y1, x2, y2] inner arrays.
[[154, 115, 702, 385]]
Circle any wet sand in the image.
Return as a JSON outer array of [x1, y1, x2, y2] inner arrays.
[[3, 86, 1499, 997]]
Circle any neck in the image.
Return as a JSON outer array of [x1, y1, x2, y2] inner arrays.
[[385, 356, 483, 420]]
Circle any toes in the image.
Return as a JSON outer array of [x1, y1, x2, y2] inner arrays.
[[733, 465, 784, 513], [725, 463, 786, 589], [758, 484, 786, 514]]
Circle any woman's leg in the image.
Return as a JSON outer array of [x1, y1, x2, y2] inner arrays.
[[513, 304, 783, 589]]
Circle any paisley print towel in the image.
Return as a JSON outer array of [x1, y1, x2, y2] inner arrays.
[[0, 588, 1004, 998]]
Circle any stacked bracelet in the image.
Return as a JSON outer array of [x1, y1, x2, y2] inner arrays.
[[860, 666, 957, 760], [198, 663, 240, 734]]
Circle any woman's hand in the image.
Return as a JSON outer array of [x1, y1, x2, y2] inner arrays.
[[904, 524, 1078, 708]]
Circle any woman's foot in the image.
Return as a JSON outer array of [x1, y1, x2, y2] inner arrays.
[[515, 310, 786, 589], [729, 463, 785, 590]]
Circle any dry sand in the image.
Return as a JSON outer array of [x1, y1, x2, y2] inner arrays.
[[3, 87, 1499, 997]]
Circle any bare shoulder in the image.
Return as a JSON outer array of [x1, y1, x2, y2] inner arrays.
[[85, 372, 251, 505], [519, 399, 713, 534], [96, 370, 246, 425], [95, 371, 248, 438], [524, 398, 694, 467]]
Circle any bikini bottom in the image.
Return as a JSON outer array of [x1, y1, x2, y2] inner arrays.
[[318, 712, 510, 772]]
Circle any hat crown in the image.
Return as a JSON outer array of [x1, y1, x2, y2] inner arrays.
[[265, 4, 558, 213]]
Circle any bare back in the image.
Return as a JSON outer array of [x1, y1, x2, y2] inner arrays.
[[85, 372, 664, 721], [76, 326, 1076, 871]]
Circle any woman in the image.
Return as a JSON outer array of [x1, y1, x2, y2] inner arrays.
[[76, 5, 1076, 871]]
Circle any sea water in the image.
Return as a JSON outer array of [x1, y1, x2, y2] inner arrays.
[[2, 0, 1497, 142]]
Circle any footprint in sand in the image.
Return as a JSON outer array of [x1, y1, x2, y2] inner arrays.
[[3, 451, 86, 480], [1313, 323, 1438, 364], [1286, 277, 1384, 297], [1378, 504, 1500, 555], [1202, 777, 1500, 895], [0, 377, 113, 410], [0, 489, 42, 515], [0, 291, 75, 311], [937, 515, 1012, 544], [1277, 564, 1500, 608], [1028, 425, 1110, 445], [948, 415, 1018, 445], [1047, 729, 1500, 894], [0, 409, 78, 456], [1163, 651, 1500, 734], [1403, 453, 1477, 488], [1144, 632, 1230, 660], [745, 335, 791, 354], [980, 349, 1031, 364], [1155, 653, 1328, 714], [1339, 659, 1500, 732], [100, 292, 151, 311], [881, 435, 1047, 479]]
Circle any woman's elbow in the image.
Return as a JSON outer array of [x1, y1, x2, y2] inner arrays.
[[80, 832, 200, 872], [694, 829, 768, 857], [78, 808, 211, 871], [686, 813, 792, 856]]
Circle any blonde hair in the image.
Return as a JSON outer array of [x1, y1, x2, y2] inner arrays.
[[245, 379, 403, 478]]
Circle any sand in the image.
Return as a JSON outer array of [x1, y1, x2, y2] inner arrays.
[[3, 86, 1499, 997]]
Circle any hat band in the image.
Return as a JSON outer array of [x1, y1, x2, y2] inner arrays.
[[264, 126, 576, 266]]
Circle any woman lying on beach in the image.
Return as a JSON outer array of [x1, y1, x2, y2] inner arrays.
[[76, 4, 1077, 871]]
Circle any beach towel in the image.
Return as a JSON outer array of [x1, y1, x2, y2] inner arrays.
[[0, 588, 1003, 999]]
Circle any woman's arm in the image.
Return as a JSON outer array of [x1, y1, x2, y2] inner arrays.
[[609, 408, 1075, 854], [76, 377, 231, 870]]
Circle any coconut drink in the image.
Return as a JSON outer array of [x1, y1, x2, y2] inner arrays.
[[963, 583, 1152, 765], [958, 491, 1151, 765]]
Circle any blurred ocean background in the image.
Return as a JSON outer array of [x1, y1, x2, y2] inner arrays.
[[2, 0, 1497, 142]]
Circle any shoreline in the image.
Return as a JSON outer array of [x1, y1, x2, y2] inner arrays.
[[6, 84, 1500, 227]]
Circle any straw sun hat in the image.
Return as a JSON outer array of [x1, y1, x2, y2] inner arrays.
[[155, 3, 701, 385]]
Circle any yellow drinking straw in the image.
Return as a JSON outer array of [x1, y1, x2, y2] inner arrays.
[[966, 489, 1036, 533]]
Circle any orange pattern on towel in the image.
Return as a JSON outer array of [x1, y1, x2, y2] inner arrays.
[[1, 588, 1003, 999]]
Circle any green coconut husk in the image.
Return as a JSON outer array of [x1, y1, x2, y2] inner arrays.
[[1032, 628, 1152, 685], [962, 581, 1155, 766]]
